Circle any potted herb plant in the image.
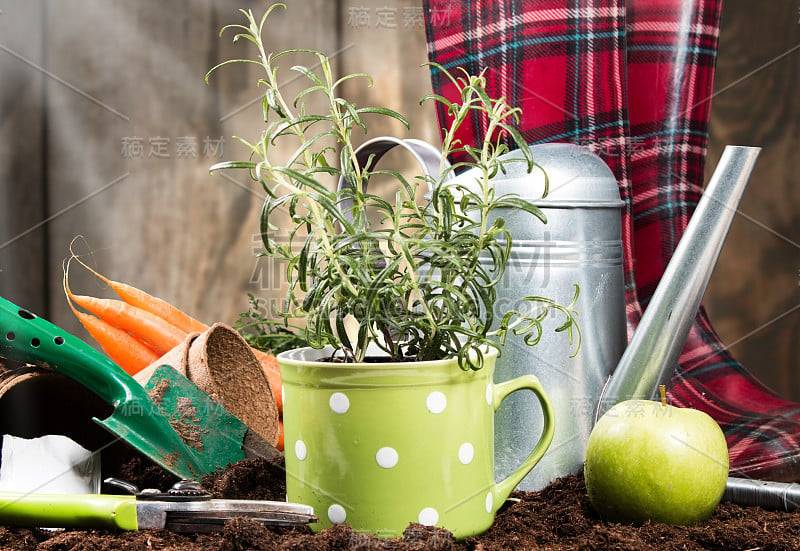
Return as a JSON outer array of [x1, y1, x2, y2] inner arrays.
[[207, 3, 579, 539]]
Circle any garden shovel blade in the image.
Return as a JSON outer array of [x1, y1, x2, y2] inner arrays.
[[140, 364, 281, 467], [0, 295, 278, 480]]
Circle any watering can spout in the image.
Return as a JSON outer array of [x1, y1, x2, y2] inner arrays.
[[597, 145, 761, 418]]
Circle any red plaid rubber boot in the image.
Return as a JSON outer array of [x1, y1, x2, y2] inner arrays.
[[626, 0, 800, 480], [424, 0, 800, 480]]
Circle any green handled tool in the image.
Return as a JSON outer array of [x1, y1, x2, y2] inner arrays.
[[0, 295, 279, 480], [0, 479, 316, 532]]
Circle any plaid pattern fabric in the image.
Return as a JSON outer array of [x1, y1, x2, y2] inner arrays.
[[627, 0, 720, 303], [424, 0, 800, 481]]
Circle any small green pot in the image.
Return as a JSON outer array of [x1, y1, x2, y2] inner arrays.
[[277, 346, 554, 539]]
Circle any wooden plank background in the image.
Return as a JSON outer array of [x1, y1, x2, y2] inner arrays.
[[705, 0, 800, 400], [1, 1, 798, 400]]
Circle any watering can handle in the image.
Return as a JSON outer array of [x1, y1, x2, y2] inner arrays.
[[335, 136, 451, 218]]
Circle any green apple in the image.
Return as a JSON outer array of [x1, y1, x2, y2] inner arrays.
[[584, 398, 729, 525]]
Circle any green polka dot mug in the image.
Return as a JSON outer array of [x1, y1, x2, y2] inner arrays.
[[278, 345, 554, 539]]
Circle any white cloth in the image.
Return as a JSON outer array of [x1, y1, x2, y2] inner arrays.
[[0, 434, 100, 494]]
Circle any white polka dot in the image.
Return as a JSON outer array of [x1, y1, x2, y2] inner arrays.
[[485, 492, 494, 513], [485, 384, 493, 406], [329, 392, 350, 414], [426, 391, 447, 414], [458, 443, 474, 465], [376, 447, 399, 468], [418, 507, 439, 526], [294, 440, 307, 461], [328, 504, 346, 524]]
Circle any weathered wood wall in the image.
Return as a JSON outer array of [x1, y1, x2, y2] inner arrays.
[[0, 0, 434, 335], [705, 0, 800, 401], [1, 1, 798, 400]]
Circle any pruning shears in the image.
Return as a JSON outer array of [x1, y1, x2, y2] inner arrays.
[[0, 479, 316, 532]]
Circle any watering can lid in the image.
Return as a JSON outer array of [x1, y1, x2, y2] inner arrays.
[[448, 143, 624, 208]]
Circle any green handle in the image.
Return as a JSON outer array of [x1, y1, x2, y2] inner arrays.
[[0, 492, 138, 530], [491, 374, 555, 510], [0, 295, 133, 406]]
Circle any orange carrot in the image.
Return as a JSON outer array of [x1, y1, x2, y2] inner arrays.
[[64, 267, 159, 375], [252, 348, 283, 413], [71, 250, 207, 334], [72, 309, 160, 375], [68, 246, 285, 413], [252, 348, 280, 376], [68, 293, 186, 357], [276, 421, 284, 451]]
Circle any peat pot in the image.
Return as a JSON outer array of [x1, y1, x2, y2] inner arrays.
[[449, 143, 627, 491], [277, 345, 554, 539]]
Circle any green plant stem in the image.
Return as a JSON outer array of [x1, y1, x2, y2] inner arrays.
[[252, 29, 360, 300], [207, 5, 581, 368]]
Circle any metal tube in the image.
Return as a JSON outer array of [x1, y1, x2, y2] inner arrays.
[[597, 145, 761, 416], [723, 477, 800, 512]]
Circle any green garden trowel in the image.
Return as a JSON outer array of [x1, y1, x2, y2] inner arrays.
[[0, 295, 280, 480]]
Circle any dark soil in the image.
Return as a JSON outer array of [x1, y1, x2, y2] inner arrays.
[[2, 455, 800, 550]]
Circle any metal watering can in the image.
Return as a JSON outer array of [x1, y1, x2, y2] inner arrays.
[[449, 143, 628, 490], [347, 138, 759, 491]]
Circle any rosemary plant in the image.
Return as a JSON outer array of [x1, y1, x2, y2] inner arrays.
[[207, 3, 579, 369], [234, 293, 308, 355]]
